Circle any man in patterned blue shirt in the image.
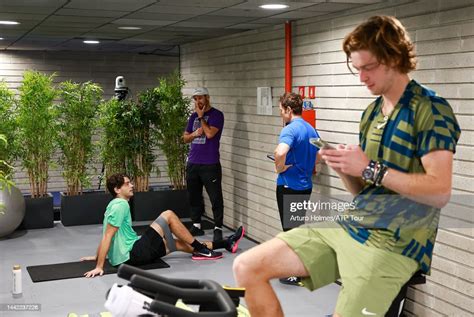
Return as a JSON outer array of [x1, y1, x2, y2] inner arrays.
[[233, 16, 460, 317]]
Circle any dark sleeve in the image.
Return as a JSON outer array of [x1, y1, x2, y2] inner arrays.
[[207, 109, 224, 131]]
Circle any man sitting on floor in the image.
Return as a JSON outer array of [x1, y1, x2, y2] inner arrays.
[[82, 173, 245, 278]]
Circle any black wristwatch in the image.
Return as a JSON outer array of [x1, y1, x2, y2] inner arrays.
[[362, 160, 377, 184]]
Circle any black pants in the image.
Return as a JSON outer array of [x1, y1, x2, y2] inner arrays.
[[186, 163, 224, 227], [276, 185, 312, 232]]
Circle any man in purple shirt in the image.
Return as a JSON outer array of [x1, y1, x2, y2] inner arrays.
[[183, 87, 225, 242]]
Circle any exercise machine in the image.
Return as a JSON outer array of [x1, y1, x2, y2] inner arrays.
[[105, 264, 245, 316]]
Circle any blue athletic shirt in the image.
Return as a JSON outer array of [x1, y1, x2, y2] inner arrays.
[[277, 118, 319, 190]]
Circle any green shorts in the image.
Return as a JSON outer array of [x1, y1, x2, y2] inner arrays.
[[277, 224, 419, 316]]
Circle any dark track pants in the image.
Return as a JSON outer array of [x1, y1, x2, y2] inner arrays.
[[186, 163, 224, 227], [276, 185, 312, 232]]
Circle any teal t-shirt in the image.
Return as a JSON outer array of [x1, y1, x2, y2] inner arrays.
[[103, 198, 139, 266]]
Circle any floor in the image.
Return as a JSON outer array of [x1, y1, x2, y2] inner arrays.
[[0, 220, 340, 317]]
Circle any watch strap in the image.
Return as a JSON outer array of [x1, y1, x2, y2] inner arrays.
[[375, 163, 388, 187]]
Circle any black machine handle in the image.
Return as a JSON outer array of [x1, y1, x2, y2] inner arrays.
[[118, 264, 237, 317], [131, 275, 221, 303], [118, 264, 201, 288]]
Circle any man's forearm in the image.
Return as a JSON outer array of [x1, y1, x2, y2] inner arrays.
[[200, 120, 217, 139], [183, 133, 194, 143], [94, 245, 100, 259], [381, 169, 451, 208], [274, 154, 287, 174], [338, 172, 364, 196], [95, 238, 111, 269]]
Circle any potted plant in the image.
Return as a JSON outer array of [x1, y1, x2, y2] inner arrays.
[[0, 134, 12, 215], [0, 82, 26, 237], [98, 98, 128, 179], [55, 81, 111, 226], [128, 89, 161, 220], [0, 135, 26, 238], [98, 94, 160, 220], [15, 70, 57, 229], [133, 70, 192, 220], [0, 81, 17, 180], [0, 135, 13, 190], [122, 95, 158, 192], [154, 71, 191, 190]]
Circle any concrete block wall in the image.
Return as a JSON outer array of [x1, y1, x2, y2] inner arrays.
[[0, 50, 179, 193], [180, 0, 473, 315]]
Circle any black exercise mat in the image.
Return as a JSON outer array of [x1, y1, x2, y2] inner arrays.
[[133, 219, 215, 236], [27, 259, 169, 283]]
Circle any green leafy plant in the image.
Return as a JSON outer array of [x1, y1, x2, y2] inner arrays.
[[0, 81, 17, 180], [125, 91, 159, 192], [56, 81, 103, 196], [98, 96, 158, 192], [153, 71, 191, 189], [0, 135, 15, 215], [98, 98, 128, 180], [0, 135, 14, 188], [16, 70, 57, 198]]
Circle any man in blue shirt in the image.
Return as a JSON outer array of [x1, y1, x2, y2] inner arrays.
[[274, 92, 319, 286], [274, 92, 318, 232]]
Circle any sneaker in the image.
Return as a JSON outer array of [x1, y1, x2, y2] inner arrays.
[[192, 246, 223, 260], [279, 276, 303, 286], [189, 225, 205, 236], [213, 228, 223, 242], [225, 226, 245, 253]]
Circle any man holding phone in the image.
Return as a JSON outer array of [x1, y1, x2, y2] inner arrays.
[[234, 16, 460, 317], [310, 138, 334, 150], [273, 92, 318, 233], [273, 92, 319, 286]]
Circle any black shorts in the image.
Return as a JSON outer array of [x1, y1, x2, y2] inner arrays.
[[126, 227, 166, 266]]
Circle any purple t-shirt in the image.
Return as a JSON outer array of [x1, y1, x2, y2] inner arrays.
[[185, 107, 224, 164]]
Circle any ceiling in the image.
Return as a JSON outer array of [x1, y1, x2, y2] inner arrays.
[[0, 0, 382, 55]]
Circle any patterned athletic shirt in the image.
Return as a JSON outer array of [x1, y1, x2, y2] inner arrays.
[[339, 80, 461, 273]]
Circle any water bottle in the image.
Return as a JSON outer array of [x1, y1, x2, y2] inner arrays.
[[12, 265, 22, 296]]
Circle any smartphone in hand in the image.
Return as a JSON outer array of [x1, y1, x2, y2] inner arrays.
[[309, 138, 335, 149], [266, 154, 275, 161]]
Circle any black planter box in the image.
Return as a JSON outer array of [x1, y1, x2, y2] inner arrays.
[[132, 188, 190, 221], [21, 194, 54, 229], [61, 191, 113, 226]]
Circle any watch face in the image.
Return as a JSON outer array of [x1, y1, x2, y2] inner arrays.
[[362, 169, 374, 180]]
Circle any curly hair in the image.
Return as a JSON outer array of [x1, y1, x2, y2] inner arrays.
[[279, 92, 303, 115], [106, 173, 129, 197], [343, 16, 416, 74]]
